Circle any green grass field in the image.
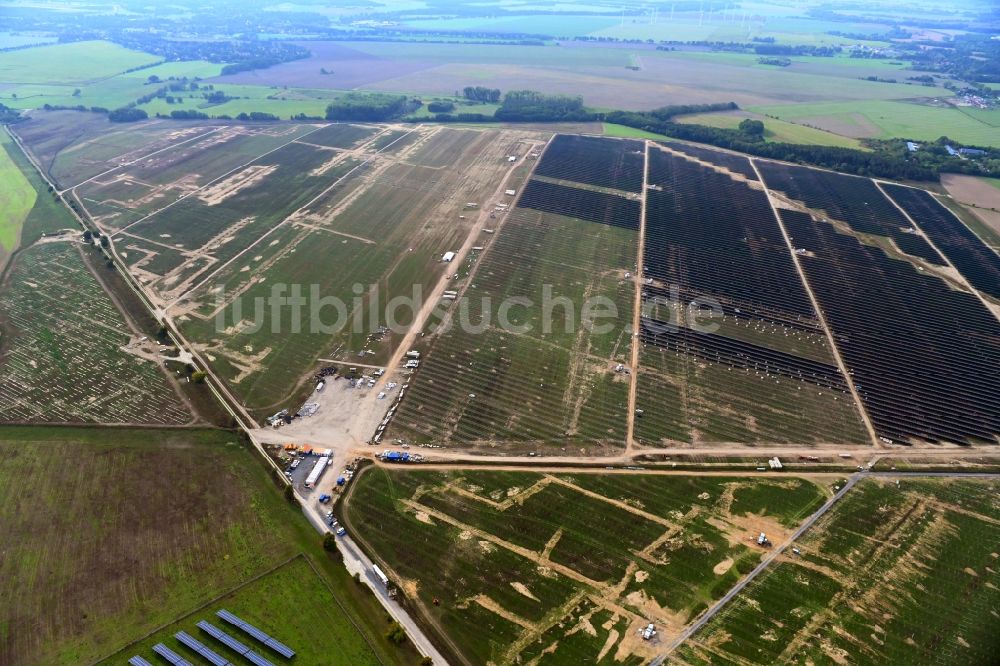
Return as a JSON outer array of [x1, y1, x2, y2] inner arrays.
[[344, 466, 829, 665], [102, 557, 383, 666], [673, 477, 1000, 665], [751, 99, 1000, 146], [675, 110, 863, 148], [0, 425, 415, 666], [0, 132, 36, 256], [0, 40, 160, 85]]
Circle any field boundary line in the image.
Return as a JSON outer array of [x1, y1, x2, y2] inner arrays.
[[625, 139, 650, 451], [89, 552, 304, 666], [875, 180, 1000, 325], [299, 552, 386, 666], [750, 157, 881, 449]]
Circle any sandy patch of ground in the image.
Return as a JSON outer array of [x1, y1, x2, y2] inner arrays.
[[634, 570, 649, 583], [511, 581, 539, 601], [713, 558, 734, 575], [597, 627, 620, 662], [197, 164, 277, 205], [941, 174, 1000, 242], [413, 511, 434, 525]]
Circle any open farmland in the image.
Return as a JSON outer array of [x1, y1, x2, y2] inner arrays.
[[211, 41, 957, 116], [758, 162, 1000, 445], [0, 132, 36, 262], [0, 40, 160, 85], [675, 110, 862, 148], [0, 426, 386, 666], [386, 135, 640, 452], [749, 99, 1000, 147], [672, 476, 1000, 665], [344, 466, 830, 665], [0, 240, 193, 424]]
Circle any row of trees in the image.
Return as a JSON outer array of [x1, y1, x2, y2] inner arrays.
[[462, 86, 501, 103], [325, 93, 413, 121]]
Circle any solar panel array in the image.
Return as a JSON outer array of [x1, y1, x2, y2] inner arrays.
[[128, 656, 154, 666], [175, 630, 232, 666], [217, 609, 295, 659], [153, 643, 194, 666], [197, 620, 275, 666]]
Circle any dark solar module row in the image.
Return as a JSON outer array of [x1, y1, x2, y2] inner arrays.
[[534, 134, 645, 192], [644, 149, 816, 321], [197, 621, 276, 666], [639, 318, 849, 390], [883, 183, 1000, 300], [175, 631, 232, 666], [518, 178, 641, 231], [217, 609, 294, 659], [153, 643, 193, 666], [643, 285, 823, 334], [661, 141, 759, 180], [757, 162, 946, 266], [781, 209, 1000, 445]]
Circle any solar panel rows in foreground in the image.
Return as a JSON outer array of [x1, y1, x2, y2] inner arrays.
[[217, 609, 295, 658]]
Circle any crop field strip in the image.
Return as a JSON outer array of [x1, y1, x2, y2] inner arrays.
[[775, 207, 1000, 445], [881, 183, 1000, 301], [635, 146, 868, 446], [671, 476, 1000, 665], [344, 467, 829, 666], [0, 241, 192, 424], [388, 135, 640, 450]]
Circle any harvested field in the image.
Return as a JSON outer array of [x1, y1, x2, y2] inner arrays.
[[941, 174, 1000, 248], [0, 427, 302, 665], [344, 467, 828, 665], [673, 477, 1000, 665]]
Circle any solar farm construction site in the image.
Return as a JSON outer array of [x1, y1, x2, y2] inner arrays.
[[5, 115, 1000, 666], [16, 116, 999, 452]]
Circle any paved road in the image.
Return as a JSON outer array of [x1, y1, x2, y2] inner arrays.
[[299, 500, 449, 665], [661, 471, 864, 657]]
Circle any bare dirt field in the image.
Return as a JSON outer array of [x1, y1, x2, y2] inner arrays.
[[211, 41, 439, 89], [942, 174, 1000, 244]]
